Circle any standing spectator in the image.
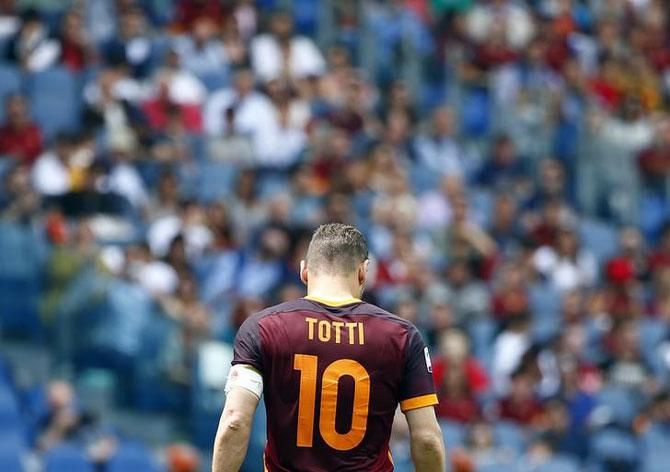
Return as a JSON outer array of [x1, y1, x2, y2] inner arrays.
[[0, 94, 43, 165]]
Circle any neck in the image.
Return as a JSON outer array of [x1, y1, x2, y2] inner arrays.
[[306, 275, 360, 302]]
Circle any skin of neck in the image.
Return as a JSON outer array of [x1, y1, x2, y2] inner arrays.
[[301, 260, 367, 301]]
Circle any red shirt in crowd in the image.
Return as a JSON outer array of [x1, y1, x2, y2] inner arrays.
[[0, 122, 43, 165], [498, 396, 545, 425], [432, 357, 489, 422]]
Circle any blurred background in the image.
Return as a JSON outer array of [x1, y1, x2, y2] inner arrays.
[[1, 0, 670, 471]]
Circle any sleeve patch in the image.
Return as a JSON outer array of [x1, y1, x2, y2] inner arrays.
[[424, 346, 432, 373]]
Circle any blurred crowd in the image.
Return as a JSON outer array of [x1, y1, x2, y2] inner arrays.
[[1, 0, 670, 470]]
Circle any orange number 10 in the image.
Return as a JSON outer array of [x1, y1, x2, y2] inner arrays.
[[293, 354, 371, 451]]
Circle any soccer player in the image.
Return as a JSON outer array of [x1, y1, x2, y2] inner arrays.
[[212, 224, 445, 471]]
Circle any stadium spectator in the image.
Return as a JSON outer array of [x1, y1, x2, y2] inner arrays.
[[250, 9, 325, 83], [2, 1, 670, 469], [432, 329, 489, 423], [0, 94, 43, 164], [5, 8, 59, 71]]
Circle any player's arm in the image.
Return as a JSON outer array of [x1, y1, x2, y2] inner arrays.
[[213, 315, 264, 472], [212, 379, 260, 472], [398, 326, 445, 472], [405, 405, 446, 472]]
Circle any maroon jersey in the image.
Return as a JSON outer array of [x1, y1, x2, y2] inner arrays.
[[232, 296, 438, 471]]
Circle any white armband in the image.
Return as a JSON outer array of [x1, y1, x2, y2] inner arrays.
[[225, 364, 263, 399]]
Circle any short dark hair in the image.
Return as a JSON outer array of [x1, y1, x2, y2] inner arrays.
[[306, 223, 368, 275]]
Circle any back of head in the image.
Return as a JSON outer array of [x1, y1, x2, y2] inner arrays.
[[306, 223, 368, 276]]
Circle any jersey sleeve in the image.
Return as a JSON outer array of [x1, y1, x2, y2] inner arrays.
[[231, 315, 263, 373], [398, 326, 438, 412]]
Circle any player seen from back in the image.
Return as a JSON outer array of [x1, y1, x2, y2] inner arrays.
[[212, 223, 446, 471]]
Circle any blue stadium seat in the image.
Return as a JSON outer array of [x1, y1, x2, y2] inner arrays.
[[595, 387, 640, 428], [27, 67, 82, 139], [439, 421, 465, 449], [493, 421, 528, 456], [589, 428, 639, 468], [535, 455, 580, 472], [640, 423, 670, 472], [107, 442, 162, 472], [477, 462, 517, 472], [197, 70, 230, 93], [0, 451, 23, 472], [528, 282, 562, 319], [192, 162, 239, 202], [44, 444, 94, 472], [578, 219, 619, 265], [467, 317, 495, 370]]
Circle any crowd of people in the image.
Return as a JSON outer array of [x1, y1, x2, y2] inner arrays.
[[1, 0, 670, 470]]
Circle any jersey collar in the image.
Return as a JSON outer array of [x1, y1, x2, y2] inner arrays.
[[303, 295, 362, 307]]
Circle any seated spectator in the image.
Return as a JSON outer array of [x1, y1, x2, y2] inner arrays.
[[148, 200, 213, 258], [204, 68, 274, 137], [206, 105, 254, 163], [146, 171, 181, 221], [466, 0, 535, 51], [540, 399, 588, 459], [106, 132, 149, 210], [5, 8, 60, 71], [250, 9, 326, 83], [102, 6, 154, 78], [491, 262, 530, 322], [174, 17, 228, 78], [416, 175, 462, 230], [36, 380, 118, 464], [0, 0, 19, 42], [174, 0, 229, 31], [50, 161, 132, 219], [476, 135, 528, 190], [523, 159, 572, 211], [498, 367, 546, 426], [466, 422, 516, 468], [227, 169, 268, 242], [414, 106, 465, 178], [31, 133, 78, 196], [158, 273, 210, 384], [432, 329, 489, 422], [492, 314, 532, 395], [603, 320, 657, 392], [488, 193, 523, 256], [125, 242, 178, 296], [533, 227, 597, 292], [0, 161, 39, 219], [151, 49, 207, 106], [445, 259, 490, 324], [648, 223, 670, 272], [444, 195, 497, 278], [0, 94, 43, 165], [57, 9, 92, 71]]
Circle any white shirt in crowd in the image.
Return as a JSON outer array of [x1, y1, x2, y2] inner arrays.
[[533, 246, 597, 292], [250, 34, 326, 82], [31, 152, 70, 196]]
